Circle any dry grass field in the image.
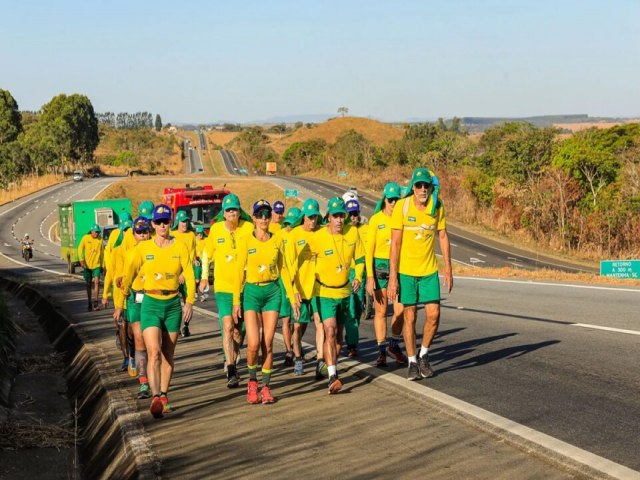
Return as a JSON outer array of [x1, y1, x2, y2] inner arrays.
[[553, 120, 640, 132], [0, 174, 66, 205], [269, 117, 404, 154]]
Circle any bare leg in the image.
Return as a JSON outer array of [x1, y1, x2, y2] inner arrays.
[[160, 331, 179, 393], [403, 305, 417, 357], [421, 303, 440, 348], [142, 327, 162, 395]]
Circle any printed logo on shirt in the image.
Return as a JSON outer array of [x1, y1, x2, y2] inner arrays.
[[165, 273, 175, 280], [297, 240, 306, 246], [145, 255, 154, 260], [408, 216, 416, 222], [172, 255, 180, 260], [217, 238, 225, 243], [378, 224, 385, 230], [248, 248, 256, 254], [324, 249, 333, 256]]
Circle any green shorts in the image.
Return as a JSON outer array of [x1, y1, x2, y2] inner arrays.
[[295, 299, 313, 324], [313, 296, 351, 324], [140, 295, 182, 333], [83, 267, 101, 282], [243, 281, 281, 314], [398, 271, 440, 306], [278, 279, 291, 318], [194, 262, 202, 283], [216, 292, 234, 318], [126, 291, 144, 323], [373, 258, 391, 290]]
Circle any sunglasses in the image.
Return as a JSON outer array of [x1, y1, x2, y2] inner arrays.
[[225, 208, 239, 213], [154, 219, 170, 225], [134, 228, 150, 235], [414, 182, 432, 190], [386, 197, 399, 203], [254, 211, 272, 220], [348, 211, 359, 216]]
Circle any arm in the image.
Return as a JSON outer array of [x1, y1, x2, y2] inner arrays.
[[77, 236, 87, 268], [386, 229, 402, 300], [439, 228, 453, 293], [199, 236, 214, 291], [352, 235, 365, 294]]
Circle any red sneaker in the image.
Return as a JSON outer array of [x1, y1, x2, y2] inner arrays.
[[247, 380, 260, 404], [376, 352, 387, 367], [387, 344, 407, 364], [328, 375, 343, 394], [160, 395, 172, 413], [260, 385, 275, 404], [150, 396, 163, 418]]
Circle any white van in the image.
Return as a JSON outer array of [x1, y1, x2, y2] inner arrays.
[[73, 171, 83, 182]]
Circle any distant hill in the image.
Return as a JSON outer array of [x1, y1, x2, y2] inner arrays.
[[269, 116, 404, 154]]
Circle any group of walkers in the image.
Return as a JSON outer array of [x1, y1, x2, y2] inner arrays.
[[82, 166, 453, 418]]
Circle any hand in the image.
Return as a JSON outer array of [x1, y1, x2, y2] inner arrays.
[[102, 297, 109, 308], [352, 278, 361, 294], [232, 304, 242, 324], [291, 301, 300, 321], [115, 276, 122, 289], [294, 293, 302, 307], [113, 308, 123, 326], [387, 277, 398, 302], [366, 277, 375, 297], [178, 273, 185, 285], [182, 302, 193, 323], [199, 278, 209, 294], [80, 260, 87, 269], [443, 267, 453, 294]]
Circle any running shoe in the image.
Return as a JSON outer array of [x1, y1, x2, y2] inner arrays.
[[347, 346, 358, 358], [328, 375, 343, 394], [315, 361, 328, 380], [294, 359, 304, 376], [182, 323, 191, 337], [150, 396, 163, 418], [375, 352, 387, 367], [284, 350, 294, 367], [247, 380, 260, 404], [407, 361, 422, 381], [160, 395, 173, 413], [260, 385, 275, 404], [138, 383, 151, 399], [387, 344, 408, 364], [118, 357, 129, 372], [128, 356, 137, 377], [227, 365, 239, 388], [418, 353, 435, 378]]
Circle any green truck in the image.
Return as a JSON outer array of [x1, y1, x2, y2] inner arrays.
[[58, 198, 132, 273]]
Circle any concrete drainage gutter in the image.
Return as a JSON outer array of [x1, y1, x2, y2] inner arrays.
[[0, 277, 159, 479]]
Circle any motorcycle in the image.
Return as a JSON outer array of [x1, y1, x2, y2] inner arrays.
[[21, 243, 33, 262]]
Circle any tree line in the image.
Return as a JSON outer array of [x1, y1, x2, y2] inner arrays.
[[239, 120, 640, 260], [96, 111, 162, 131]]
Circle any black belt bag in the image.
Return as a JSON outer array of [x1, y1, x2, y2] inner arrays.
[[374, 266, 390, 280]]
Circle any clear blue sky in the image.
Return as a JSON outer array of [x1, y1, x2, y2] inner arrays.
[[2, 0, 638, 123]]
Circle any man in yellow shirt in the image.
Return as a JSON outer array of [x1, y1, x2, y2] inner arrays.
[[78, 223, 104, 311], [387, 167, 453, 380], [199, 193, 254, 387], [307, 197, 364, 394]]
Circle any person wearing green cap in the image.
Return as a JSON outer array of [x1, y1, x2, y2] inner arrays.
[[171, 210, 197, 337], [138, 200, 155, 221], [387, 167, 453, 381], [285, 198, 326, 378], [104, 212, 133, 287], [366, 183, 407, 367], [78, 224, 105, 311], [305, 197, 365, 394], [274, 206, 302, 368], [194, 225, 207, 303], [200, 193, 254, 387]]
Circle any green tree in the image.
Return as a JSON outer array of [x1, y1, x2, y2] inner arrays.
[[337, 106, 349, 117], [0, 89, 22, 145], [155, 114, 162, 132]]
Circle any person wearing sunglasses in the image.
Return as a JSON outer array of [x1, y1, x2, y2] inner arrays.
[[366, 183, 407, 368], [200, 193, 254, 388], [117, 217, 152, 398], [306, 197, 365, 394], [194, 225, 207, 303], [285, 198, 326, 378], [234, 200, 298, 404], [268, 199, 285, 234], [121, 204, 195, 418], [387, 168, 453, 381], [171, 210, 197, 337]]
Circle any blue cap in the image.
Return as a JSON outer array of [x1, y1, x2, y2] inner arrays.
[[152, 204, 172, 222], [345, 199, 360, 213], [253, 199, 272, 214], [273, 200, 285, 214], [132, 216, 150, 232]]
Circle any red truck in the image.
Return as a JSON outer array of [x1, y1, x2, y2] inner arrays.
[[162, 184, 230, 233]]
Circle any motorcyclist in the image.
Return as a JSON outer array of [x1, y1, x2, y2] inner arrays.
[[20, 234, 33, 259]]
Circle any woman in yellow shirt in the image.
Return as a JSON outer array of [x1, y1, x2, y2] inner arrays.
[[235, 200, 298, 404]]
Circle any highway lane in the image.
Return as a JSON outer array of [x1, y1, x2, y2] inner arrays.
[[2, 175, 639, 474]]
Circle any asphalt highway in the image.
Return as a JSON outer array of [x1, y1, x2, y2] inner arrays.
[[2, 177, 639, 475]]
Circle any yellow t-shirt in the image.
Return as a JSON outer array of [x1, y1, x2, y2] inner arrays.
[[390, 196, 446, 277], [123, 241, 147, 294], [195, 236, 206, 260], [78, 234, 104, 270], [307, 224, 364, 299], [268, 222, 282, 234], [200, 220, 254, 293], [234, 233, 295, 305], [172, 230, 196, 263], [365, 211, 393, 276], [285, 226, 318, 300], [123, 237, 195, 304]]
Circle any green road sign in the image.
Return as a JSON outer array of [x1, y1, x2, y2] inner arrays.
[[338, 172, 348, 177], [285, 189, 298, 198], [600, 260, 640, 279]]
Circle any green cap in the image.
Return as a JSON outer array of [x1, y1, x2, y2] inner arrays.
[[195, 225, 205, 235], [406, 167, 433, 195], [374, 182, 401, 214], [118, 211, 132, 227], [90, 223, 101, 233], [172, 210, 191, 229], [121, 219, 133, 230], [283, 207, 302, 227], [222, 193, 241, 211], [138, 200, 154, 220], [326, 197, 347, 216], [301, 198, 320, 218]]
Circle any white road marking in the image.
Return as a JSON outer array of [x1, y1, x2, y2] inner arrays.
[[572, 324, 640, 336], [477, 252, 486, 257], [457, 275, 640, 293]]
